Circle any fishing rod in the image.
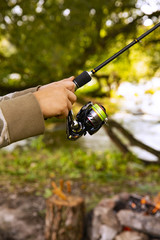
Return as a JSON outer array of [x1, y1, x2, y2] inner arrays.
[[66, 22, 160, 140]]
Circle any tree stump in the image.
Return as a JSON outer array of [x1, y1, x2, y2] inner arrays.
[[45, 195, 85, 240]]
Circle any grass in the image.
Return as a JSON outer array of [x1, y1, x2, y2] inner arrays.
[[0, 135, 160, 206]]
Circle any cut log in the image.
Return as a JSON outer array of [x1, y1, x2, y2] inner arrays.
[[45, 195, 85, 240]]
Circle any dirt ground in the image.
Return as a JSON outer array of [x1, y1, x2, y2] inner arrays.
[[0, 181, 114, 240], [0, 178, 136, 240], [0, 191, 46, 240]]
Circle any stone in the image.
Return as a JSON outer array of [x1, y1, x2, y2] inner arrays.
[[98, 198, 116, 210], [87, 206, 122, 240], [115, 231, 149, 240], [117, 210, 160, 238]]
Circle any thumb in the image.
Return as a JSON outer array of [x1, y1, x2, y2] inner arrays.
[[63, 76, 75, 82], [62, 76, 76, 92]]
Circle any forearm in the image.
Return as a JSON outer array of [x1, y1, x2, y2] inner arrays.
[[0, 93, 45, 148]]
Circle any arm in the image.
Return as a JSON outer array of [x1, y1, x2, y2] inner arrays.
[[0, 77, 76, 148]]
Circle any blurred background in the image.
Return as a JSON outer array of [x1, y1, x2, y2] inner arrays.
[[0, 0, 160, 207]]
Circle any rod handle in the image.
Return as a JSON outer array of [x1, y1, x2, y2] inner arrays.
[[73, 71, 92, 89]]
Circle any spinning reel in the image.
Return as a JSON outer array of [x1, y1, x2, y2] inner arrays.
[[66, 101, 108, 140]]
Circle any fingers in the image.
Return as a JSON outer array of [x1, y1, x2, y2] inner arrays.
[[58, 91, 76, 118], [34, 76, 77, 119], [62, 81, 76, 92], [61, 76, 76, 92], [67, 99, 72, 112], [56, 100, 72, 119], [54, 89, 76, 118], [67, 90, 77, 104], [39, 76, 75, 92]]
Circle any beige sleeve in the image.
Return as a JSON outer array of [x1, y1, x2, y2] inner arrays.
[[0, 86, 40, 102], [0, 93, 45, 147]]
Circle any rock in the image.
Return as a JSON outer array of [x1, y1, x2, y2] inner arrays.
[[98, 198, 117, 209], [115, 231, 149, 240], [117, 210, 160, 237], [87, 205, 122, 240], [97, 193, 130, 213], [99, 225, 118, 240]]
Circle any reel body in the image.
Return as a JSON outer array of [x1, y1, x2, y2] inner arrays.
[[66, 102, 108, 140]]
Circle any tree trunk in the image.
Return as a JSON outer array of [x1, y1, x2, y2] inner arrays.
[[45, 195, 85, 240]]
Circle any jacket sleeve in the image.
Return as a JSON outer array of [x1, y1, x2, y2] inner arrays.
[[0, 86, 40, 102], [0, 88, 45, 148]]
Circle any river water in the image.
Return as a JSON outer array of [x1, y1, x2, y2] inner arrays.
[[114, 77, 160, 161], [79, 77, 160, 161], [4, 77, 160, 161]]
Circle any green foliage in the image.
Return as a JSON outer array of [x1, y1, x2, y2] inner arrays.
[[43, 188, 53, 198], [0, 136, 159, 196], [0, 0, 159, 94]]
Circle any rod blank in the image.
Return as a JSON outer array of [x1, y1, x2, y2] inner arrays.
[[93, 22, 160, 73]]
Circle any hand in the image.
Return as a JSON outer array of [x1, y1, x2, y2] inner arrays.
[[33, 76, 77, 119]]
